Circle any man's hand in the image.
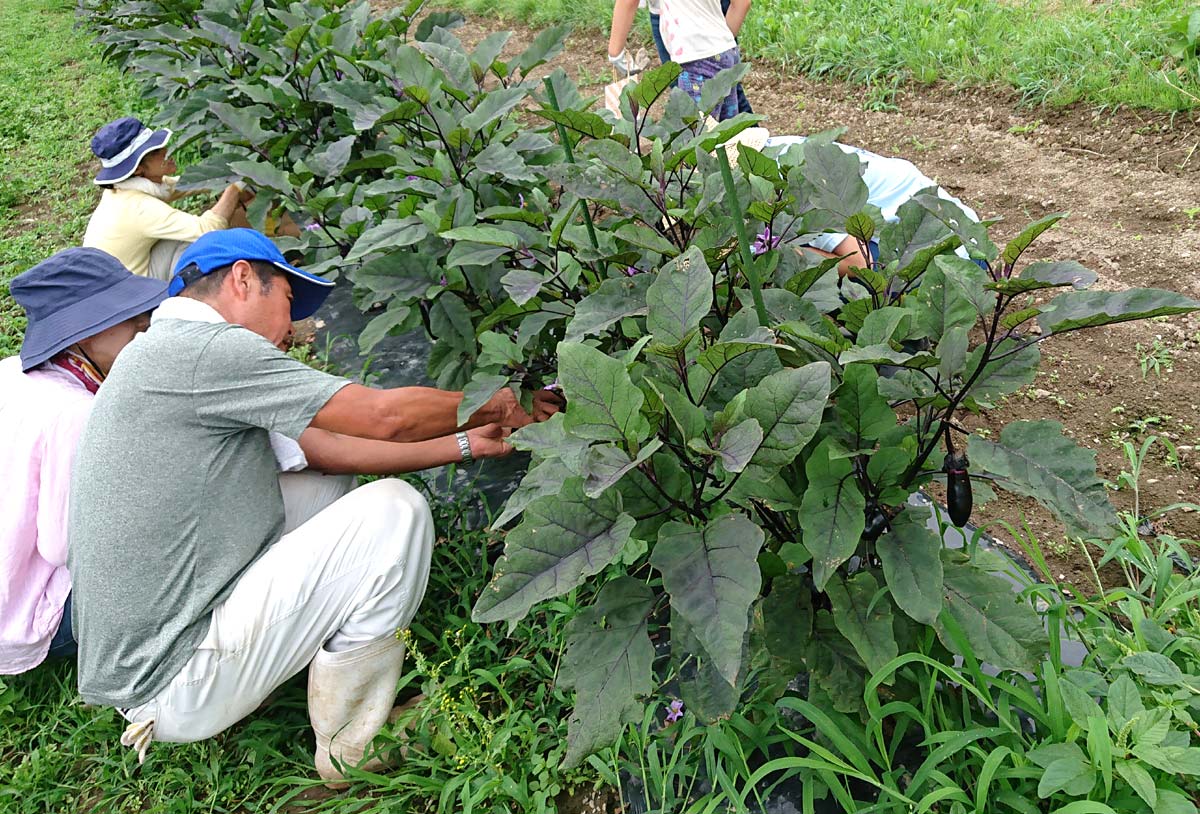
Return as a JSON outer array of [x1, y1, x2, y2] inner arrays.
[[466, 423, 515, 460], [474, 387, 565, 429], [477, 387, 533, 429], [532, 389, 565, 422]]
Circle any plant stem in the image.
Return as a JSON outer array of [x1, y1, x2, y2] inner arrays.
[[543, 77, 601, 254], [716, 149, 769, 327]]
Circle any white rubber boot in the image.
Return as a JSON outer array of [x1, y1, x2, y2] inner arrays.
[[308, 634, 406, 787]]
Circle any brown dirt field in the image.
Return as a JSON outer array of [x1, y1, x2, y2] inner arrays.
[[388, 8, 1200, 592]]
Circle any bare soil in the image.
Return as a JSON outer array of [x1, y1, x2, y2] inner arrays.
[[391, 8, 1200, 592]]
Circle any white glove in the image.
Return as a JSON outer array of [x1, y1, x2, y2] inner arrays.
[[608, 48, 631, 78]]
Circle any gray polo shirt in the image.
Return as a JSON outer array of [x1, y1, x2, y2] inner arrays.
[[68, 316, 349, 708]]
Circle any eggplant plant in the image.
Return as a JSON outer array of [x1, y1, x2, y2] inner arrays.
[[79, 0, 1200, 770], [455, 65, 1200, 766]]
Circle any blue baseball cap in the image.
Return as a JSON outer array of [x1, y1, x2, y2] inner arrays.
[[91, 117, 172, 185], [169, 229, 333, 321]]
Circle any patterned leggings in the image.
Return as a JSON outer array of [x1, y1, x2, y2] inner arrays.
[[677, 47, 744, 121]]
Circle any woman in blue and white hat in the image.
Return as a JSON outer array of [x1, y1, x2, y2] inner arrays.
[[82, 116, 251, 281]]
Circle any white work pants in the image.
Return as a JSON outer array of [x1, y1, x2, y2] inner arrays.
[[122, 472, 434, 743]]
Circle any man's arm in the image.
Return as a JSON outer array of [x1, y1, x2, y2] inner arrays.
[[309, 383, 561, 443], [725, 0, 750, 36], [298, 424, 515, 475]]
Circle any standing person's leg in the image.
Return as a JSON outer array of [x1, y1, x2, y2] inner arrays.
[[649, 12, 670, 64], [719, 0, 753, 113], [119, 479, 434, 779], [678, 47, 741, 121]]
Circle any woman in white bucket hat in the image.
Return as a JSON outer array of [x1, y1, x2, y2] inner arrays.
[[82, 116, 251, 281]]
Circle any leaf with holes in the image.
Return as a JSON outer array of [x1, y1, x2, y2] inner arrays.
[[646, 246, 713, 348], [913, 192, 997, 261]]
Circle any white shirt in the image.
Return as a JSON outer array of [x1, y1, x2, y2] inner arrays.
[[764, 136, 982, 256], [659, 0, 736, 64]]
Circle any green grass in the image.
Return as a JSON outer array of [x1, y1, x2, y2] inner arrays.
[[0, 0, 147, 359], [443, 0, 1200, 112]]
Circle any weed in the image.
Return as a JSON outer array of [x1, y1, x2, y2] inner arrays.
[[1137, 337, 1175, 379], [575, 62, 613, 87], [907, 135, 936, 152], [1007, 118, 1043, 135]]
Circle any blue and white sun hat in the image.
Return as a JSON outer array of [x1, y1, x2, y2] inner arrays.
[[90, 117, 172, 185]]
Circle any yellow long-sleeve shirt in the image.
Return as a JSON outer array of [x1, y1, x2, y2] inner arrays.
[[82, 184, 228, 277]]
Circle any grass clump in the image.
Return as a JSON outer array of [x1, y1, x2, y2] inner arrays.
[[0, 0, 145, 359]]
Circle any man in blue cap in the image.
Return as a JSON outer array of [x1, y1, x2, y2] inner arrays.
[[67, 229, 562, 784]]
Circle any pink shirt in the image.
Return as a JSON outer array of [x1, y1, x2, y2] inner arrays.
[[0, 355, 94, 674]]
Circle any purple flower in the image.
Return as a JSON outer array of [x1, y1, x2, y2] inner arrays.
[[623, 266, 642, 276], [750, 226, 781, 256], [665, 700, 684, 723], [542, 380, 560, 391], [517, 192, 526, 209], [335, 70, 344, 80], [303, 222, 321, 232], [405, 174, 418, 181], [439, 275, 447, 286]]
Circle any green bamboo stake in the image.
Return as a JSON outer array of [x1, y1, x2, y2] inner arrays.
[[716, 148, 769, 327], [543, 77, 600, 253]]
